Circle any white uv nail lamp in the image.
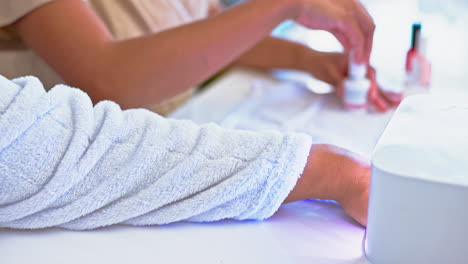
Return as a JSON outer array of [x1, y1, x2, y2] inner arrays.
[[366, 94, 468, 264]]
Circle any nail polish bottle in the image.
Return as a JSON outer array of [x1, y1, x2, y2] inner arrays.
[[405, 23, 431, 88], [343, 54, 370, 109], [417, 36, 431, 88], [405, 24, 421, 75]]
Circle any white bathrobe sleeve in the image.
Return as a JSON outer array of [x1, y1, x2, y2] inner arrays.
[[0, 75, 312, 230]]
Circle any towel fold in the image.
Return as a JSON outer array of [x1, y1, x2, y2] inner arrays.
[[0, 75, 312, 230]]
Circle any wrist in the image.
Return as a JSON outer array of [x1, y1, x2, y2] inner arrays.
[[306, 144, 369, 203], [309, 145, 348, 202], [284, 144, 368, 204], [329, 147, 371, 205]]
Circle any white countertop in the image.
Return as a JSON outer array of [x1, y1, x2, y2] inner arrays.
[[1, 200, 368, 264]]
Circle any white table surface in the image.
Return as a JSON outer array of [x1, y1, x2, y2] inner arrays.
[[1, 201, 369, 264], [171, 69, 396, 159]]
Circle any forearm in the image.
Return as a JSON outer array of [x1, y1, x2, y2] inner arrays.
[[15, 0, 300, 109], [104, 2, 302, 108], [233, 36, 309, 72]]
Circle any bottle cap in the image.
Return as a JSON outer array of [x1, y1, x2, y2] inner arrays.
[[411, 23, 422, 50], [349, 63, 367, 80], [348, 50, 367, 79]]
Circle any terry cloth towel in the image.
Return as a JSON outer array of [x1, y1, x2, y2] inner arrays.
[[0, 75, 312, 230]]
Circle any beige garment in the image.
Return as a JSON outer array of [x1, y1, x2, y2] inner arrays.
[[0, 0, 220, 115], [89, 0, 220, 41]]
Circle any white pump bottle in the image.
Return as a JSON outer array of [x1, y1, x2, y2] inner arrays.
[[343, 53, 370, 109]]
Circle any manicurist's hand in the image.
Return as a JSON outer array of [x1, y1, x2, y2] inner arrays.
[[284, 144, 371, 226], [292, 0, 375, 63], [290, 0, 405, 110], [298, 49, 402, 111], [236, 1, 396, 110]]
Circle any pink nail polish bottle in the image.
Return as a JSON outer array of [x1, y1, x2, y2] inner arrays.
[[405, 23, 431, 88]]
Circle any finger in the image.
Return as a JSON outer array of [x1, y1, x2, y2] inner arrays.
[[328, 65, 346, 87], [368, 66, 402, 107], [367, 65, 377, 80], [352, 1, 376, 63], [340, 19, 366, 63], [333, 51, 349, 74], [380, 90, 403, 107], [369, 85, 388, 112], [331, 29, 351, 52], [367, 68, 388, 112], [335, 81, 344, 98]]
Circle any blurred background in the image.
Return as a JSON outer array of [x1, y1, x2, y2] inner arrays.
[[221, 0, 468, 95]]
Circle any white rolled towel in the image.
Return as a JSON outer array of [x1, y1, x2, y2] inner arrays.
[[0, 75, 311, 230]]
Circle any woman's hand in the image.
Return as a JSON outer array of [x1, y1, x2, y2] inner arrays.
[[284, 144, 371, 226], [293, 0, 375, 64], [299, 49, 402, 112]]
